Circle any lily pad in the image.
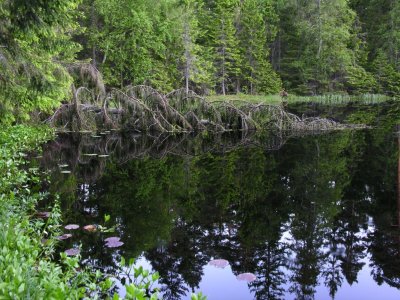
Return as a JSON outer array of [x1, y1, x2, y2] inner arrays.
[[104, 237, 120, 243], [236, 273, 257, 282], [56, 234, 72, 240], [35, 211, 50, 219], [65, 248, 80, 256], [209, 259, 229, 269], [83, 224, 97, 232], [65, 224, 79, 230], [105, 241, 124, 248]]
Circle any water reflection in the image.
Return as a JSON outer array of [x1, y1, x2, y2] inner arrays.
[[39, 126, 400, 299]]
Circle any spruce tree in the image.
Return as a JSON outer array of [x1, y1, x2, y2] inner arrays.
[[206, 0, 241, 95], [350, 0, 400, 95], [180, 0, 214, 94], [238, 0, 281, 94], [275, 0, 366, 94]]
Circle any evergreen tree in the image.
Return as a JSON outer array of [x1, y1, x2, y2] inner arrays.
[[275, 0, 368, 95], [180, 0, 214, 94], [372, 50, 400, 96], [237, 0, 281, 94], [0, 0, 80, 124], [350, 0, 400, 95], [91, 0, 182, 91], [204, 0, 242, 95]]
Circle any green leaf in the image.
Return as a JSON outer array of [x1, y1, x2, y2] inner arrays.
[[17, 283, 25, 293], [129, 258, 135, 266], [104, 214, 111, 223]]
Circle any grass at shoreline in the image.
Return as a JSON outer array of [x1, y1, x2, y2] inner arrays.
[[208, 93, 394, 106]]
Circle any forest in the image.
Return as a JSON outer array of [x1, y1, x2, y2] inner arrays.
[[0, 0, 399, 125], [1, 1, 400, 299]]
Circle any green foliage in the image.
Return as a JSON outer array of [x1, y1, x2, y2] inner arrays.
[[350, 0, 400, 96], [371, 51, 400, 96], [191, 292, 207, 300], [0, 125, 171, 299], [345, 65, 378, 94], [0, 0, 400, 115], [89, 0, 182, 91], [275, 0, 365, 94], [76, 0, 283, 95], [237, 0, 281, 94], [0, 126, 87, 299], [207, 0, 242, 95], [0, 0, 399, 123], [0, 0, 80, 124], [113, 258, 160, 300], [180, 0, 215, 93]]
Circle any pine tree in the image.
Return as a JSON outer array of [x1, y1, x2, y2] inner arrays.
[[350, 0, 400, 95], [180, 0, 214, 94], [238, 0, 281, 94], [372, 50, 400, 96], [91, 0, 183, 91], [275, 0, 364, 95], [205, 0, 242, 95]]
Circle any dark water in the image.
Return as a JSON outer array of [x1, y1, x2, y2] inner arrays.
[[37, 108, 400, 300]]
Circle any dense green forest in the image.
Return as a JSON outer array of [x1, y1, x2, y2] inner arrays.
[[0, 0, 399, 124]]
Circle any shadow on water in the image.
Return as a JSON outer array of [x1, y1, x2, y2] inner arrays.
[[36, 108, 400, 299]]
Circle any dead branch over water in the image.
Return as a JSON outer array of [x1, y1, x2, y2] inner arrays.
[[47, 83, 365, 133]]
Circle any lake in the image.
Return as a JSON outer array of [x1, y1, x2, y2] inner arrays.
[[36, 103, 400, 300]]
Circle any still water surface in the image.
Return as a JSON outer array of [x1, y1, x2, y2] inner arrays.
[[38, 120, 400, 299]]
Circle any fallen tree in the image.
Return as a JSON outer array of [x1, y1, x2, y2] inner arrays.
[[46, 68, 366, 133]]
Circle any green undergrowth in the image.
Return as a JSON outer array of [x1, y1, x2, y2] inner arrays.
[[0, 125, 101, 299], [0, 125, 206, 299]]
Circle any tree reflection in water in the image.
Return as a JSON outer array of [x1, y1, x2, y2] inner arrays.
[[38, 124, 400, 299]]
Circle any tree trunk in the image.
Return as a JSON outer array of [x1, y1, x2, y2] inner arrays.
[[272, 31, 281, 71], [236, 78, 240, 94], [222, 45, 226, 96], [316, 0, 322, 59], [91, 0, 97, 67], [397, 125, 400, 226], [250, 70, 254, 94], [183, 20, 191, 94]]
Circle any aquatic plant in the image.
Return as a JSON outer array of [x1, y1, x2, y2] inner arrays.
[[208, 259, 230, 269], [65, 224, 80, 230], [236, 273, 257, 283]]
